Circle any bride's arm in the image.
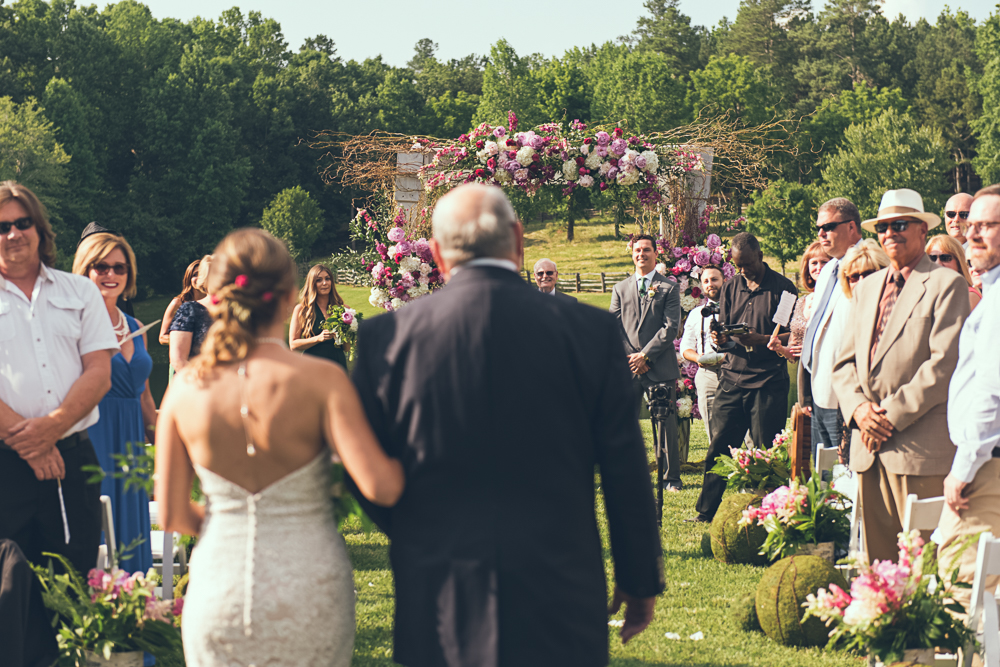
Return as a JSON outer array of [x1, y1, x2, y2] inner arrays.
[[324, 368, 405, 507], [154, 389, 205, 535]]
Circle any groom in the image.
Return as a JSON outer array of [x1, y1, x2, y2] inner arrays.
[[352, 184, 664, 667]]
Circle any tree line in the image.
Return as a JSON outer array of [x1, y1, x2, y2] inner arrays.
[[2, 0, 999, 292]]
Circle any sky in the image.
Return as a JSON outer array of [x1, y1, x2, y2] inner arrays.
[[108, 0, 1000, 67]]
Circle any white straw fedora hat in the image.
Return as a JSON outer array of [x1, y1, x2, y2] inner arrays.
[[861, 188, 941, 233]]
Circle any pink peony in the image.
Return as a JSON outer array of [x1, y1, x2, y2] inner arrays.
[[672, 247, 686, 259], [596, 131, 611, 146], [694, 250, 711, 266], [676, 258, 692, 272], [387, 227, 406, 243], [493, 126, 506, 138], [706, 233, 722, 249], [342, 312, 354, 325], [711, 252, 723, 265], [610, 138, 627, 156]]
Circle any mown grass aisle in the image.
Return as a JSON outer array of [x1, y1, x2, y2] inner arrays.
[[343, 423, 859, 667]]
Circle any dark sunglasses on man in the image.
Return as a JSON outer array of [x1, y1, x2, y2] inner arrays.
[[929, 253, 955, 264], [535, 270, 555, 277], [0, 217, 33, 235], [874, 220, 912, 234], [816, 220, 849, 234], [945, 210, 970, 220]]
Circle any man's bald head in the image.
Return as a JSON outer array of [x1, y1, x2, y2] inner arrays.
[[945, 192, 974, 242], [431, 184, 518, 268]]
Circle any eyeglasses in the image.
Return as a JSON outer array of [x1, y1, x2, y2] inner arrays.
[[945, 210, 970, 220], [816, 220, 849, 234], [0, 217, 33, 235], [928, 253, 955, 263], [966, 221, 1000, 233], [847, 270, 875, 284], [535, 270, 555, 277], [91, 262, 129, 276], [874, 220, 913, 234]]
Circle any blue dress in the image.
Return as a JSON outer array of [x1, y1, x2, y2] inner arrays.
[[88, 315, 154, 575]]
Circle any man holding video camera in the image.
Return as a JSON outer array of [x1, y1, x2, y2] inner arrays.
[[690, 232, 798, 522]]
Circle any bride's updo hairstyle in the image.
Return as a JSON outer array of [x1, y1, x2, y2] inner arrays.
[[193, 228, 296, 374]]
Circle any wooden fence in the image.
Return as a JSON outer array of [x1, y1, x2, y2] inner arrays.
[[521, 270, 631, 293]]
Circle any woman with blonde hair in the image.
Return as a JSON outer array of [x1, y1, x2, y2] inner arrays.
[[838, 239, 890, 299], [73, 233, 156, 573], [158, 258, 205, 346], [926, 234, 981, 310], [289, 264, 349, 368], [168, 255, 214, 370], [155, 228, 404, 667], [769, 241, 829, 361]]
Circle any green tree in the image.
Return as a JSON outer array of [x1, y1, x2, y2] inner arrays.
[[805, 82, 908, 156], [971, 57, 1000, 184], [0, 96, 70, 215], [821, 108, 950, 220], [688, 54, 780, 126], [260, 186, 325, 260], [533, 56, 591, 124], [631, 0, 708, 77], [474, 39, 538, 128], [590, 49, 689, 132], [722, 0, 808, 84], [745, 179, 818, 274]]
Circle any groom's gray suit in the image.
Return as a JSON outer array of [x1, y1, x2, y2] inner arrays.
[[610, 272, 682, 488]]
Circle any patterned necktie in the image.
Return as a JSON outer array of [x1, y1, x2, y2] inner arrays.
[[870, 271, 904, 365], [639, 277, 647, 296]]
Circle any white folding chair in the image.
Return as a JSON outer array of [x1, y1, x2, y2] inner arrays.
[[902, 494, 945, 534], [983, 590, 1000, 667], [96, 495, 116, 572], [815, 446, 839, 489], [964, 532, 1000, 667], [149, 501, 187, 600]]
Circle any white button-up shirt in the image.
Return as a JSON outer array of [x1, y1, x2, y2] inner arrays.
[[947, 263, 1000, 483], [680, 303, 718, 356], [0, 264, 119, 437]]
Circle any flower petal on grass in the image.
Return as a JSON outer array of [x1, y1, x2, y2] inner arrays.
[[689, 631, 704, 640], [664, 632, 681, 640], [608, 619, 624, 627]]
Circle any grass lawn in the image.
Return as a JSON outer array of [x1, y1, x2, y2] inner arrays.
[[342, 423, 857, 667]]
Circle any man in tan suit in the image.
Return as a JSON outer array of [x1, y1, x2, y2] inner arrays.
[[832, 189, 969, 563]]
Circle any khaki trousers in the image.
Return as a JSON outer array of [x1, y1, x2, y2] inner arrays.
[[938, 458, 1000, 620], [858, 455, 946, 563]]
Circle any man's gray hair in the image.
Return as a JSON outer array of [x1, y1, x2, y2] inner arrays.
[[818, 197, 861, 230], [432, 184, 517, 265], [533, 258, 557, 273]]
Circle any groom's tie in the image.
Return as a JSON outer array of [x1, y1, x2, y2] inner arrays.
[[639, 277, 647, 296]]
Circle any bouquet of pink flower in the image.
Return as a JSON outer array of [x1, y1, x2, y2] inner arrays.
[[709, 428, 792, 492], [32, 553, 184, 665], [803, 530, 976, 664], [739, 474, 852, 561], [322, 304, 362, 358]]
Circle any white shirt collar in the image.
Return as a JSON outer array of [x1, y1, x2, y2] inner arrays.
[[635, 269, 657, 285], [451, 258, 519, 275], [981, 263, 1000, 293]]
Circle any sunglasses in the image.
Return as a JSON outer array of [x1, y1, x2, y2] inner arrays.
[[536, 270, 555, 277], [847, 270, 875, 284], [929, 253, 955, 263], [0, 217, 33, 235], [91, 262, 129, 276], [816, 220, 848, 234], [945, 210, 970, 220], [874, 220, 913, 234]]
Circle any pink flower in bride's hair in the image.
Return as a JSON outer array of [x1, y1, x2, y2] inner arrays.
[[387, 227, 405, 243], [262, 292, 273, 302], [234, 275, 249, 288], [210, 294, 220, 305]]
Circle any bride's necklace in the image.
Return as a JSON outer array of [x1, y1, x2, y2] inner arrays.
[[237, 361, 256, 456], [256, 337, 287, 347], [111, 308, 129, 340]]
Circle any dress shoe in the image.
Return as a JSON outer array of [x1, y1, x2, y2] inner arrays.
[[683, 515, 711, 523]]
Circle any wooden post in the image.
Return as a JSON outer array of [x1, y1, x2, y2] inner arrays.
[[575, 273, 581, 292], [601, 272, 606, 292]]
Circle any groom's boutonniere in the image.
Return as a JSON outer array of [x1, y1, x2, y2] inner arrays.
[[647, 285, 658, 299]]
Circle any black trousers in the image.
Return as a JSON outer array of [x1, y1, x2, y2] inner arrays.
[[695, 376, 790, 519], [0, 441, 102, 577], [0, 539, 59, 667]]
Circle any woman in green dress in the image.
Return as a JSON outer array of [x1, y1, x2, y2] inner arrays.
[[289, 264, 349, 368]]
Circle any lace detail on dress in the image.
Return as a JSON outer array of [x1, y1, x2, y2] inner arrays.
[[169, 302, 212, 356], [182, 451, 354, 667]]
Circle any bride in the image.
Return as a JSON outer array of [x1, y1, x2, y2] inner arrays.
[[155, 229, 404, 666]]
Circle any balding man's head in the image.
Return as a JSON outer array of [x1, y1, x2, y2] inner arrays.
[[533, 258, 558, 292], [945, 193, 974, 242], [431, 184, 519, 270]]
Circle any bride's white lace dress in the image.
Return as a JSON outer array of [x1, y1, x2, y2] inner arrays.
[[182, 451, 355, 666]]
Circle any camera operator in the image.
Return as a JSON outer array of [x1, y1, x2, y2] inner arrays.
[[680, 266, 724, 443], [689, 233, 798, 522]]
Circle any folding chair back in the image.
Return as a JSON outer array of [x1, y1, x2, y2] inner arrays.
[[964, 532, 1000, 667], [982, 590, 999, 667], [901, 494, 945, 534], [814, 446, 839, 488], [96, 495, 116, 571]]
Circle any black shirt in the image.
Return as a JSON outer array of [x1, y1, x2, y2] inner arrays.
[[718, 263, 798, 389]]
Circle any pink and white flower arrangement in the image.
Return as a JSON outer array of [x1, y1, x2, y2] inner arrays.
[[709, 428, 792, 492], [803, 530, 976, 664]]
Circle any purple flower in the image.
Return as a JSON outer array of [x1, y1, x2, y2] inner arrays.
[[505, 161, 519, 174], [493, 126, 506, 138], [531, 134, 545, 149], [684, 362, 699, 379], [596, 131, 611, 146], [694, 250, 711, 266], [342, 311, 354, 325], [692, 403, 702, 420], [711, 252, 723, 265], [672, 247, 685, 259], [396, 240, 412, 255], [723, 264, 736, 279], [676, 257, 692, 272], [607, 166, 619, 179], [706, 233, 722, 249], [376, 243, 388, 259], [610, 138, 627, 155], [673, 338, 682, 351], [596, 145, 608, 158], [634, 155, 647, 169], [387, 227, 405, 243]]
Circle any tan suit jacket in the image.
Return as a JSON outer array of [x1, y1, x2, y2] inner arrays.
[[832, 255, 968, 476]]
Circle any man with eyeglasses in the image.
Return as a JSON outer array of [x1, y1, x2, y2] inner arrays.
[[533, 258, 575, 302], [832, 188, 969, 563], [800, 198, 863, 460], [944, 192, 974, 248], [938, 183, 1000, 619], [0, 181, 118, 664]]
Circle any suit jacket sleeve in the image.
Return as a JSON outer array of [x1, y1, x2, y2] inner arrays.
[[609, 283, 631, 351], [641, 281, 680, 362], [880, 276, 968, 432], [594, 316, 665, 598], [832, 292, 866, 426]]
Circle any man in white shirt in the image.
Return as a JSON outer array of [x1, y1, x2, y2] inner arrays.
[[800, 197, 862, 458], [0, 181, 117, 580], [944, 192, 973, 248], [938, 184, 1000, 613], [680, 266, 724, 442]]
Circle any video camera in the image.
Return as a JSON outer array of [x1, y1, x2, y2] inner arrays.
[[645, 383, 675, 420], [709, 320, 751, 337]]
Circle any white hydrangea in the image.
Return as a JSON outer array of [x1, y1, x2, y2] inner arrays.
[[616, 167, 641, 186], [578, 175, 595, 188], [584, 152, 602, 170], [516, 146, 535, 166], [349, 319, 359, 332], [369, 287, 388, 308], [419, 262, 432, 276], [496, 169, 512, 184], [399, 256, 421, 273], [408, 283, 429, 298], [599, 162, 613, 177], [562, 160, 579, 181], [391, 297, 404, 311], [680, 294, 700, 311], [641, 150, 659, 173], [677, 396, 693, 419], [484, 140, 499, 156]]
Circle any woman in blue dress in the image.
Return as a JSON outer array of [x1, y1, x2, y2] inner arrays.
[[74, 233, 157, 574]]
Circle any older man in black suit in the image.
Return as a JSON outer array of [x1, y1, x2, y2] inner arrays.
[[351, 184, 664, 667]]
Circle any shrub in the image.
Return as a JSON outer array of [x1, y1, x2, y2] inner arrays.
[[755, 555, 846, 647], [259, 185, 325, 261], [710, 493, 769, 566]]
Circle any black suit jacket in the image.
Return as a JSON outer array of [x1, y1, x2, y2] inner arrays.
[[351, 265, 664, 667]]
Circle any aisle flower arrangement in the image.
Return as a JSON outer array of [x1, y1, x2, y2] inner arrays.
[[803, 530, 976, 665], [32, 554, 184, 666], [322, 304, 362, 358], [739, 474, 852, 561], [709, 428, 792, 492]]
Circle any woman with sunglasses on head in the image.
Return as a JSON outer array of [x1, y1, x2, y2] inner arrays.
[[838, 239, 890, 299], [926, 234, 981, 311], [289, 264, 349, 369], [72, 233, 157, 574], [768, 241, 829, 361], [169, 255, 214, 371]]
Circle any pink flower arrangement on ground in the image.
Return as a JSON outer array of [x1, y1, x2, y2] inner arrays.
[[709, 428, 792, 492]]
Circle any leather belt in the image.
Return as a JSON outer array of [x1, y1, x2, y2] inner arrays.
[[993, 447, 1000, 458], [0, 430, 90, 453]]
